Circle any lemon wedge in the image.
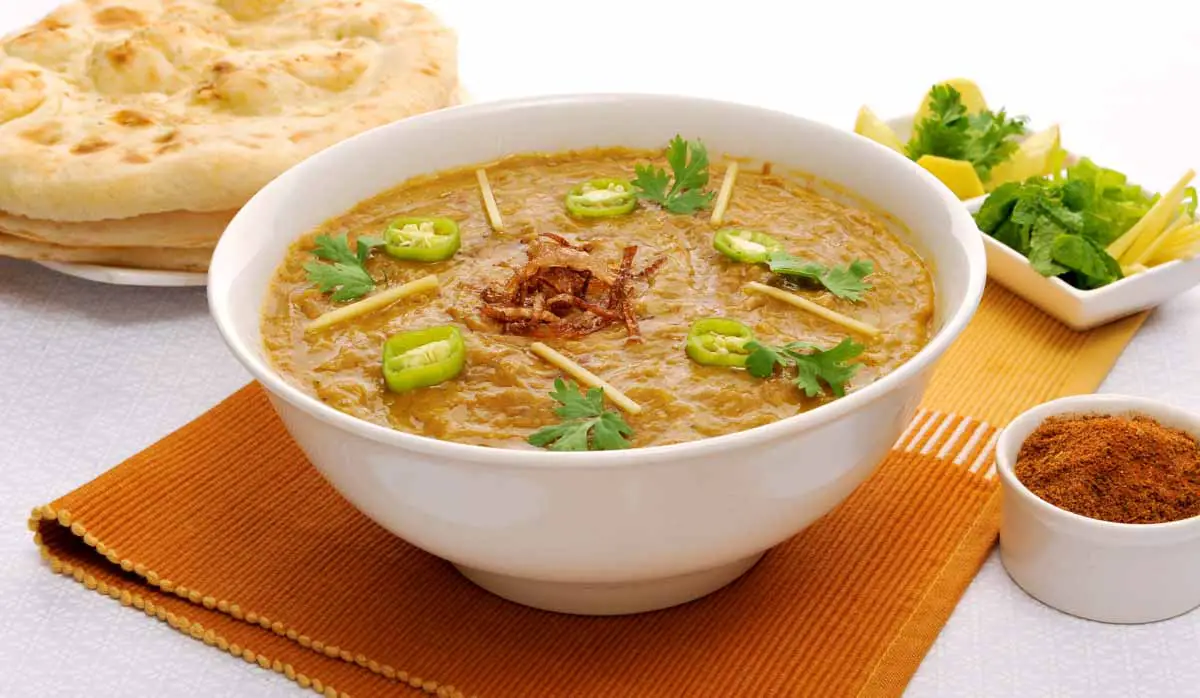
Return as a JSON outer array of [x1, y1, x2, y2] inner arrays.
[[915, 78, 988, 122], [986, 125, 1063, 190], [854, 105, 905, 153], [917, 155, 985, 200]]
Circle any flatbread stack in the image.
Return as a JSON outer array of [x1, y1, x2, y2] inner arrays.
[[0, 0, 458, 272]]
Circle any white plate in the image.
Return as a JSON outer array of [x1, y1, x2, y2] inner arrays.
[[965, 199, 1200, 331], [32, 85, 476, 288], [883, 113, 1200, 331], [34, 260, 207, 287]]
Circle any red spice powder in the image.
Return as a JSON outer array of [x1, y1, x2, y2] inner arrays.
[[1013, 413, 1200, 524]]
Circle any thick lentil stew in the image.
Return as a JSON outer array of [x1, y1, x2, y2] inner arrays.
[[261, 141, 935, 450]]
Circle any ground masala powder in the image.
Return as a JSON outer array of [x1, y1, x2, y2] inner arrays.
[[1014, 413, 1200, 524]]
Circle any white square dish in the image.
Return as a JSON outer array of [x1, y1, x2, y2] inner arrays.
[[884, 113, 1200, 331]]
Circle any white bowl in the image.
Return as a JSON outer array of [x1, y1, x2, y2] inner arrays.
[[209, 94, 986, 615], [887, 113, 1200, 330], [996, 394, 1200, 623]]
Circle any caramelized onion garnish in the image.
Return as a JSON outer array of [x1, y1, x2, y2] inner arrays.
[[480, 233, 662, 340]]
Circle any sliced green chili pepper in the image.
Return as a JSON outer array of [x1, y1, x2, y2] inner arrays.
[[564, 178, 638, 218], [384, 217, 461, 262], [382, 325, 466, 393], [685, 317, 756, 368], [713, 228, 783, 264]]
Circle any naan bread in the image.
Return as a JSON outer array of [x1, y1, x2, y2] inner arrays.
[[0, 232, 212, 270], [0, 208, 233, 247], [0, 0, 457, 222]]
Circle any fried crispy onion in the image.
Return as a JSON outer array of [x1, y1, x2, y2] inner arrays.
[[481, 233, 664, 340]]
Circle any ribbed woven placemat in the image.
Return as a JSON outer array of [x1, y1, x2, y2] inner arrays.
[[29, 286, 1145, 698]]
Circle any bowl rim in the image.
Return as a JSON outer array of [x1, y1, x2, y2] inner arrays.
[[996, 393, 1200, 533], [208, 92, 987, 468]]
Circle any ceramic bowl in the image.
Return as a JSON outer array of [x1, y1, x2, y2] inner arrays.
[[996, 394, 1200, 623], [887, 113, 1200, 331], [209, 94, 986, 615]]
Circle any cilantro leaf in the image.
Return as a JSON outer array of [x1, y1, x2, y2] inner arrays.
[[355, 235, 385, 265], [906, 85, 1028, 181], [767, 252, 875, 301], [906, 85, 970, 162], [303, 261, 375, 302], [527, 378, 633, 451], [766, 251, 826, 280], [632, 164, 670, 206], [745, 341, 788, 379], [528, 421, 592, 452], [962, 109, 1028, 177], [592, 411, 635, 451], [785, 338, 863, 398], [820, 260, 875, 302], [311, 233, 361, 266], [632, 135, 715, 215], [744, 338, 863, 398], [305, 233, 383, 302]]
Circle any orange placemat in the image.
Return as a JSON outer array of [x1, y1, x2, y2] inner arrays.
[[30, 286, 1145, 698]]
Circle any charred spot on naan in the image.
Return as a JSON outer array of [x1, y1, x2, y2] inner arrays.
[[0, 70, 48, 124]]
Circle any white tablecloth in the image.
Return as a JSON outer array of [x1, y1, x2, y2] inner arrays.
[[2, 2, 1199, 695]]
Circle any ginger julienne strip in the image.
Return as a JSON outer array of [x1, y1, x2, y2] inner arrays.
[[306, 275, 439, 334], [530, 342, 642, 414], [744, 281, 881, 337], [710, 162, 739, 226], [476, 169, 505, 232]]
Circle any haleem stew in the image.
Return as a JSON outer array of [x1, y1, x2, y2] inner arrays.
[[261, 137, 935, 450]]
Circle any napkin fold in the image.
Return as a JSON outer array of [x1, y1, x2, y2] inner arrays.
[[30, 286, 1146, 698]]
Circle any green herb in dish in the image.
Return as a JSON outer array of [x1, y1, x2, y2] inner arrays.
[[384, 217, 461, 262], [713, 228, 783, 264], [745, 337, 864, 398], [565, 178, 638, 218], [632, 135, 716, 214], [768, 252, 875, 302], [382, 325, 466, 393], [304, 233, 385, 302], [685, 318, 756, 368], [906, 84, 1029, 182], [527, 378, 633, 451], [971, 157, 1182, 289]]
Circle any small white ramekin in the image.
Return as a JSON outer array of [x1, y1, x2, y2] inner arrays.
[[996, 394, 1200, 624]]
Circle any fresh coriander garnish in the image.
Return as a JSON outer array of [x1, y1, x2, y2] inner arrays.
[[527, 378, 634, 451], [767, 251, 875, 302], [632, 135, 716, 214], [745, 338, 864, 398], [304, 233, 385, 302], [906, 85, 1028, 182]]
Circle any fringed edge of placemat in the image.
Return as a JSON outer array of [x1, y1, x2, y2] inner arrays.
[[894, 409, 1000, 480], [26, 406, 1003, 698], [27, 503, 470, 698]]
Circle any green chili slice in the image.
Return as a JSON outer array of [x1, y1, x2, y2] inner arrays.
[[384, 217, 461, 262], [713, 228, 783, 264], [565, 178, 638, 218], [382, 325, 466, 393], [685, 317, 756, 368]]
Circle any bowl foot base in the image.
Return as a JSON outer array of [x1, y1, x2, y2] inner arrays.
[[454, 552, 765, 616]]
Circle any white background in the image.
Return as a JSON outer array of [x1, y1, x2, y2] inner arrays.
[[2, 1, 1200, 696]]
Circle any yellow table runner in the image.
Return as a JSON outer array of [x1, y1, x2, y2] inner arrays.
[[30, 286, 1145, 698]]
